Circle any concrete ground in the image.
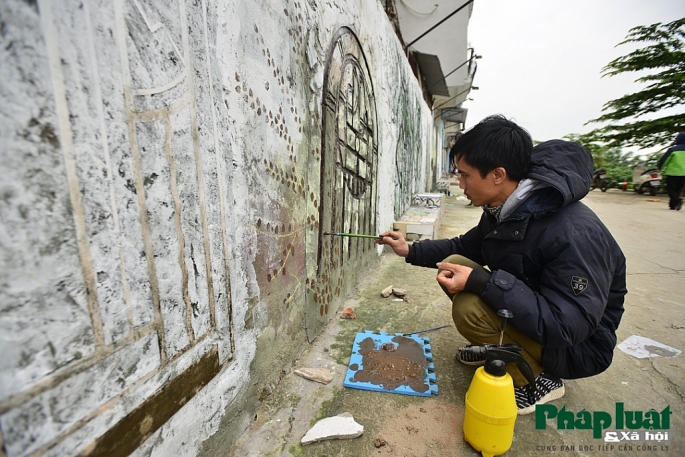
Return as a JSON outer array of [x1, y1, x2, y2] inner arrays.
[[229, 188, 684, 457]]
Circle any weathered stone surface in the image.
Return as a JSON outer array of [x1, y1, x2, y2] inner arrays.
[[1, 332, 160, 456], [381, 285, 394, 297], [81, 347, 219, 457], [294, 368, 333, 384], [301, 412, 364, 445], [0, 0, 435, 454], [392, 288, 407, 297]]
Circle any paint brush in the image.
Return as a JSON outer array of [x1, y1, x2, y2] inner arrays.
[[402, 324, 450, 336], [324, 231, 382, 240]]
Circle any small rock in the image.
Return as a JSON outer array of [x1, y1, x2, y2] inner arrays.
[[381, 285, 394, 297], [419, 407, 426, 413], [392, 287, 407, 297], [340, 307, 356, 319], [323, 347, 329, 352], [374, 437, 387, 448], [381, 343, 396, 352], [405, 425, 418, 434], [301, 412, 364, 445], [294, 367, 333, 384]]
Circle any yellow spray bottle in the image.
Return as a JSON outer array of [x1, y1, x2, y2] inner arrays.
[[462, 343, 537, 457]]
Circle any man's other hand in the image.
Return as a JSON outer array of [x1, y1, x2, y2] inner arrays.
[[375, 230, 409, 257], [436, 262, 473, 295]]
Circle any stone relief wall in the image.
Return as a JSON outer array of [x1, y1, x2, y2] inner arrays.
[[305, 26, 379, 339], [0, 0, 434, 455], [393, 78, 432, 220], [1, 0, 232, 455]]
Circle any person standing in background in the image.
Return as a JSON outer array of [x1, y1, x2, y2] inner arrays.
[[657, 132, 685, 211]]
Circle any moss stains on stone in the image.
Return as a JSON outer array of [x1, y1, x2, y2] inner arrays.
[[311, 386, 346, 425], [287, 443, 304, 457], [263, 390, 301, 417]]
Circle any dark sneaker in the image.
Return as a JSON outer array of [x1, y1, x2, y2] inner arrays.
[[677, 200, 683, 211], [515, 372, 565, 415], [456, 345, 486, 366]]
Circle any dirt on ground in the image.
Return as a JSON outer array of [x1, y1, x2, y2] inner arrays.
[[373, 399, 463, 457]]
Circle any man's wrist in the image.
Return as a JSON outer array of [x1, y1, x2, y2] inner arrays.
[[464, 267, 490, 295], [404, 243, 415, 262]]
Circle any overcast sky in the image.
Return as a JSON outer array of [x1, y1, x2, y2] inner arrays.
[[463, 0, 685, 147]]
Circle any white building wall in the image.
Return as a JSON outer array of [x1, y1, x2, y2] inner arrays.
[[395, 0, 472, 89]]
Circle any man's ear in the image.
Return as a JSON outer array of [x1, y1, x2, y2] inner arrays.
[[492, 167, 508, 184]]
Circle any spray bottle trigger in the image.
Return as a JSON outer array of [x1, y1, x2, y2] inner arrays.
[[515, 359, 537, 392], [481, 345, 537, 389]]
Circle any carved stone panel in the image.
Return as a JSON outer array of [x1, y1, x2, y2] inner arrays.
[[305, 27, 378, 340], [0, 0, 233, 454]]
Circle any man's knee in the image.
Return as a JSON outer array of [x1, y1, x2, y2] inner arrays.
[[442, 254, 483, 271], [452, 293, 494, 334]]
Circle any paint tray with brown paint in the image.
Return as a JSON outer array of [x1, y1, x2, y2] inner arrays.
[[343, 331, 437, 396]]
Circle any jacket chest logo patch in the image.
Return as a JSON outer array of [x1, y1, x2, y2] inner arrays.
[[571, 276, 589, 296]]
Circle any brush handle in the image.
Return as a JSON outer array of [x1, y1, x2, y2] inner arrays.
[[327, 232, 381, 239], [404, 324, 449, 335]]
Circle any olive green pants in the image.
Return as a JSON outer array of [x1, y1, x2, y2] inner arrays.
[[440, 255, 544, 386]]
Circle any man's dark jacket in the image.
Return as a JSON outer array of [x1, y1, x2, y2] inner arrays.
[[406, 140, 627, 379]]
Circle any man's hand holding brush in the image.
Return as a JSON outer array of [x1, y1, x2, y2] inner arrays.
[[374, 230, 409, 257]]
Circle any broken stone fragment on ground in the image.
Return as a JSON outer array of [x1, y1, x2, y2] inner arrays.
[[392, 287, 407, 297], [381, 285, 394, 297], [293, 368, 333, 384], [340, 307, 356, 319], [300, 412, 364, 445]]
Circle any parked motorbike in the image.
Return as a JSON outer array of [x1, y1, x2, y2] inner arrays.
[[632, 163, 662, 196], [591, 169, 609, 192]]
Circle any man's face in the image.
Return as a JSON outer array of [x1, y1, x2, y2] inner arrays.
[[456, 158, 497, 207]]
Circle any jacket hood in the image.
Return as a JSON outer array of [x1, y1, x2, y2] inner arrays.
[[675, 132, 685, 145], [526, 139, 593, 208]]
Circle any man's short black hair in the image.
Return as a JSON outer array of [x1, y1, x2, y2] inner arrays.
[[450, 114, 533, 181]]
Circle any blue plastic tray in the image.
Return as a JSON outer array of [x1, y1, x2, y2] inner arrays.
[[343, 330, 437, 396]]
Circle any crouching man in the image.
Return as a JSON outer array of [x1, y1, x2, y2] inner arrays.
[[377, 115, 627, 415]]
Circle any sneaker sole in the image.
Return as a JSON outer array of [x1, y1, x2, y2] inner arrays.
[[517, 385, 565, 416], [456, 355, 486, 367], [455, 347, 486, 366]]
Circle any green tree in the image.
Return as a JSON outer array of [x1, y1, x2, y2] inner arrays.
[[564, 132, 611, 169], [564, 132, 634, 186], [587, 17, 685, 150]]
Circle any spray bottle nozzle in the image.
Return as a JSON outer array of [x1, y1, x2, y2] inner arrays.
[[497, 309, 513, 346]]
